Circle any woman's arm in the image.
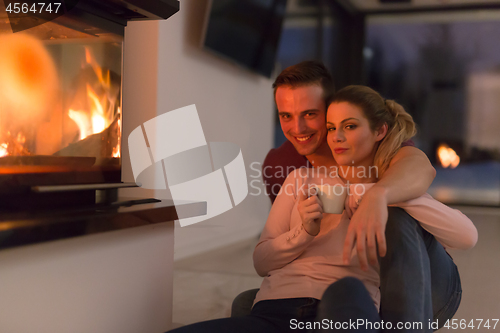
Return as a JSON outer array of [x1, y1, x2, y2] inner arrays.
[[343, 146, 436, 270], [394, 194, 478, 250], [348, 184, 478, 250], [253, 170, 316, 277]]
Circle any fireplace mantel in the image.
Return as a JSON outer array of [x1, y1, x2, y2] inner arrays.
[[0, 196, 206, 250]]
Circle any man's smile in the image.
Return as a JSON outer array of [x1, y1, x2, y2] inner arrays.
[[294, 134, 314, 143]]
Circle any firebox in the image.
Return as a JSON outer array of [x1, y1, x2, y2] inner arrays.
[[0, 0, 179, 210]]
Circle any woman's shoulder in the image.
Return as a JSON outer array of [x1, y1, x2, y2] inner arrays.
[[282, 167, 312, 184]]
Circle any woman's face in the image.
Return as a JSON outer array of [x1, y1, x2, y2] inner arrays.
[[326, 102, 386, 168]]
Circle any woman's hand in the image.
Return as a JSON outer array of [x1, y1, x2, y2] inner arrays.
[[297, 182, 323, 236], [343, 186, 388, 271]]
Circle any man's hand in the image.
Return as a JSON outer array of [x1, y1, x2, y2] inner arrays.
[[343, 186, 388, 270], [297, 178, 323, 236]]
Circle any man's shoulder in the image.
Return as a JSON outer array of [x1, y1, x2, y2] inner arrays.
[[262, 141, 309, 203], [401, 139, 415, 147], [263, 140, 308, 169]]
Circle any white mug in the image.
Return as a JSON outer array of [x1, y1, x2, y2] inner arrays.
[[313, 184, 347, 214]]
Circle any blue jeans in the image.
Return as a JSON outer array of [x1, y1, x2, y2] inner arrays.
[[167, 277, 380, 333], [379, 207, 462, 332]]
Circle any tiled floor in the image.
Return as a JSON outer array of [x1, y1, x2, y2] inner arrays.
[[445, 207, 500, 331], [172, 237, 262, 327], [173, 206, 500, 332]]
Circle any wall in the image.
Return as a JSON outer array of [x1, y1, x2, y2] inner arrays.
[[122, 0, 275, 260], [0, 223, 175, 333], [466, 71, 500, 150]]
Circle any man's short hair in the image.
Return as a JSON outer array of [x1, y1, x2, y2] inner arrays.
[[272, 60, 335, 103]]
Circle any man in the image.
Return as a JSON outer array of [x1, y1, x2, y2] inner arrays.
[[232, 61, 461, 332]]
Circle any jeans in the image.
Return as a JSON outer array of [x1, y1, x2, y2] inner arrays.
[[379, 207, 462, 332], [231, 208, 462, 332], [167, 277, 380, 333]]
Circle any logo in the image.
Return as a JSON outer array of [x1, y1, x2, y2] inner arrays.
[[4, 1, 80, 33], [128, 104, 249, 227]]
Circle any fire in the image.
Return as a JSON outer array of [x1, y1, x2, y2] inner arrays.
[[87, 84, 106, 134], [67, 48, 121, 157], [68, 109, 91, 140], [0, 131, 29, 156], [0, 34, 58, 124], [437, 144, 460, 168], [0, 144, 8, 157], [0, 39, 120, 160], [0, 33, 58, 157], [85, 47, 111, 89], [69, 84, 117, 146]]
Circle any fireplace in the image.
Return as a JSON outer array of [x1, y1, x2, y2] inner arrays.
[[0, 6, 209, 331], [0, 0, 179, 210]]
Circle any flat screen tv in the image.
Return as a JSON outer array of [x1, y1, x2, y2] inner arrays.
[[202, 0, 287, 78]]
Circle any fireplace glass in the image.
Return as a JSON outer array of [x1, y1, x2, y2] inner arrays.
[[0, 10, 123, 192]]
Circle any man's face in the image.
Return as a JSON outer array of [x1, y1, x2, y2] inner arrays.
[[275, 84, 328, 157]]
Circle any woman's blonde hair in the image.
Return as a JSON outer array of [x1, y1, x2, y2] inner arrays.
[[328, 85, 417, 177]]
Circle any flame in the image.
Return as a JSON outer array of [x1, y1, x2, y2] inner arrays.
[[68, 109, 91, 140], [85, 47, 111, 89], [0, 143, 8, 157], [67, 50, 121, 158], [0, 131, 28, 156], [68, 86, 111, 139], [87, 84, 107, 134], [437, 144, 460, 168], [16, 132, 26, 145]]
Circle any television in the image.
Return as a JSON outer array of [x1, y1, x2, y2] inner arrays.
[[202, 0, 288, 78]]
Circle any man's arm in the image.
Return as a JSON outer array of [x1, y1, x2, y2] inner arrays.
[[343, 146, 436, 271], [372, 146, 436, 204]]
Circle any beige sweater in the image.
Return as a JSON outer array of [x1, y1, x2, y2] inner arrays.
[[253, 169, 478, 309]]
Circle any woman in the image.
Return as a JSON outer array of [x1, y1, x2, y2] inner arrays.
[[320, 86, 477, 330], [167, 86, 477, 333]]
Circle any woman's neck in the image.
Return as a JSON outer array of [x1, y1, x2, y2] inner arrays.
[[337, 165, 378, 184]]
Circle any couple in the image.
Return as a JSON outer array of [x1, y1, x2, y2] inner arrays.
[[168, 62, 477, 332]]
